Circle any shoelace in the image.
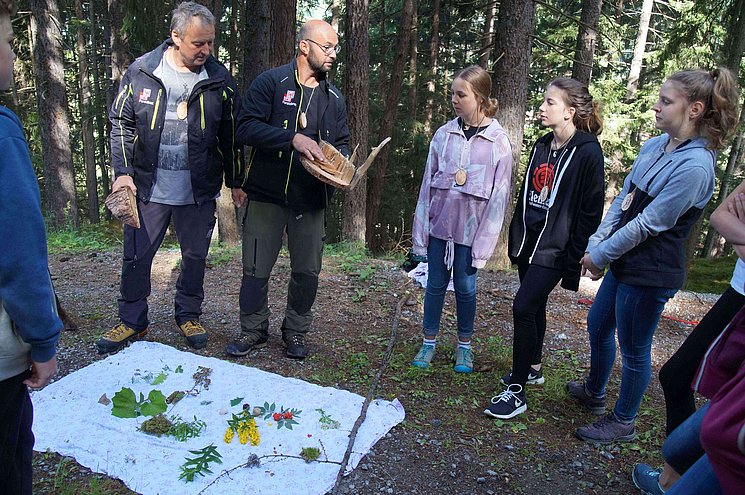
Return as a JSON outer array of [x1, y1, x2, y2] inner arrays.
[[105, 324, 130, 339], [490, 385, 523, 404], [181, 321, 204, 336]]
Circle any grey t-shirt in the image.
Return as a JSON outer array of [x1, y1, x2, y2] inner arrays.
[[150, 51, 208, 205]]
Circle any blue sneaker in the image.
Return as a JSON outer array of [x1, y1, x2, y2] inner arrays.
[[632, 463, 665, 495], [412, 344, 436, 368], [453, 347, 474, 373]]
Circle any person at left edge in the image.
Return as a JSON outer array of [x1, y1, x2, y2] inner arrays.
[[0, 1, 63, 492], [227, 20, 349, 359], [97, 1, 246, 354]]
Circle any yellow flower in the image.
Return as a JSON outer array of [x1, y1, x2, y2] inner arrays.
[[224, 427, 234, 444], [247, 417, 261, 446]]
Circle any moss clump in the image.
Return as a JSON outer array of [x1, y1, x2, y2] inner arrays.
[[139, 414, 173, 436], [300, 447, 321, 463]]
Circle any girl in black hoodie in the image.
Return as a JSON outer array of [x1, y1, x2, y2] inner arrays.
[[484, 77, 605, 419]]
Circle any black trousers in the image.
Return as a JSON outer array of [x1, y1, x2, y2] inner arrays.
[[0, 371, 34, 495], [118, 200, 217, 330], [510, 258, 562, 386], [659, 286, 745, 434]]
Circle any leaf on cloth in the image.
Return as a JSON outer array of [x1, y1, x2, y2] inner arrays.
[[98, 393, 111, 406], [230, 397, 244, 407]]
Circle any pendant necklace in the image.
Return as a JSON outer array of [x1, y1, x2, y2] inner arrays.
[[171, 49, 199, 120], [540, 129, 576, 201], [299, 85, 317, 129], [456, 114, 486, 186]]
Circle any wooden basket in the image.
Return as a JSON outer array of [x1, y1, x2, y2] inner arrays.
[[104, 186, 140, 229], [299, 137, 391, 191]]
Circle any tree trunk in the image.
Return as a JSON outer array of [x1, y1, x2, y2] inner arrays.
[[489, 0, 537, 269], [108, 0, 130, 108], [571, 0, 602, 85], [31, 0, 78, 229], [242, 0, 296, 89], [625, 0, 654, 101], [75, 0, 99, 224], [342, 0, 370, 243], [366, 0, 415, 249], [228, 0, 238, 76], [89, 0, 110, 206], [407, 0, 417, 120], [479, 0, 497, 69], [422, 0, 440, 135], [223, 0, 295, 244]]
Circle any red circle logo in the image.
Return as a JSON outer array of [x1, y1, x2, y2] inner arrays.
[[532, 162, 555, 193]]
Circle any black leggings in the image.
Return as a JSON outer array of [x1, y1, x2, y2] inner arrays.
[[659, 286, 745, 435], [510, 259, 563, 386]]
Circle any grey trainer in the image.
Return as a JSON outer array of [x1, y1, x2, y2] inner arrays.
[[575, 412, 636, 443], [566, 380, 606, 415], [453, 347, 474, 373], [412, 343, 436, 368]]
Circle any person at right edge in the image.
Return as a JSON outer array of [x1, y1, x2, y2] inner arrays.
[[227, 20, 349, 359], [568, 68, 740, 444], [483, 77, 605, 420]]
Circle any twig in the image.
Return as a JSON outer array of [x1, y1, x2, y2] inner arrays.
[[196, 454, 342, 494], [330, 286, 410, 494]]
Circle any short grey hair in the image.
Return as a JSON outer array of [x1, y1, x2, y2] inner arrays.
[[171, 1, 215, 37]]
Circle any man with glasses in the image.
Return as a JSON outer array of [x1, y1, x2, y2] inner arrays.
[[229, 20, 349, 359]]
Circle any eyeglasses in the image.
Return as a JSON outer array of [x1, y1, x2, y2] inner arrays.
[[304, 39, 341, 55]]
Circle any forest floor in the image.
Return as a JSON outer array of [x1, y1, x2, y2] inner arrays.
[[32, 244, 716, 495]]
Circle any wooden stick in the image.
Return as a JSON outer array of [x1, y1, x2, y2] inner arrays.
[[330, 282, 411, 493]]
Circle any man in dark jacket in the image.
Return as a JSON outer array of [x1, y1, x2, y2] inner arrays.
[[0, 2, 63, 492], [227, 20, 349, 359], [97, 1, 245, 354]]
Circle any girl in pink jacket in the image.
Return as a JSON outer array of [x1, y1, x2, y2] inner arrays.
[[411, 65, 512, 373]]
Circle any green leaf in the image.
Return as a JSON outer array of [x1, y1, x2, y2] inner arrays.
[[175, 365, 184, 373], [151, 372, 168, 385], [141, 390, 167, 417], [230, 397, 244, 407], [111, 388, 139, 418]]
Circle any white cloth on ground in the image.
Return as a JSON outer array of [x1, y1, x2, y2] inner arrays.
[[32, 341, 405, 495]]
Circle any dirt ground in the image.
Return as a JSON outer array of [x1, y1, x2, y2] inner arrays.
[[34, 246, 716, 495]]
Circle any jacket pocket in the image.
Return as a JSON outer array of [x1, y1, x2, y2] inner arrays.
[[430, 161, 492, 200]]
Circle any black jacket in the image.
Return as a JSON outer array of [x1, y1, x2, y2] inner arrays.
[[508, 131, 605, 291], [109, 40, 244, 204], [236, 59, 350, 211]]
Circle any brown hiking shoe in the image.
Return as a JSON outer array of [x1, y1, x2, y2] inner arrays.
[[179, 320, 208, 349], [96, 323, 148, 354]]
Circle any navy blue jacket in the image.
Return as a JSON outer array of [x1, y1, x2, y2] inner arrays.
[[236, 59, 350, 211], [109, 40, 244, 205]]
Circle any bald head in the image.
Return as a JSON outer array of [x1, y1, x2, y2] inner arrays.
[[297, 20, 336, 46]]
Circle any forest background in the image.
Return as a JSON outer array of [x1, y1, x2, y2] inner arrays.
[[9, 0, 745, 281]]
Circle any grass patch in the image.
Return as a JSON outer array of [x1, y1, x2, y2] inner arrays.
[[47, 222, 123, 254], [686, 254, 738, 293], [208, 243, 241, 266]]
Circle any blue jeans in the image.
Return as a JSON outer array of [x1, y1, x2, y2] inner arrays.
[[585, 269, 677, 422], [662, 402, 722, 495], [663, 403, 708, 474], [666, 457, 721, 495], [423, 237, 477, 340]]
